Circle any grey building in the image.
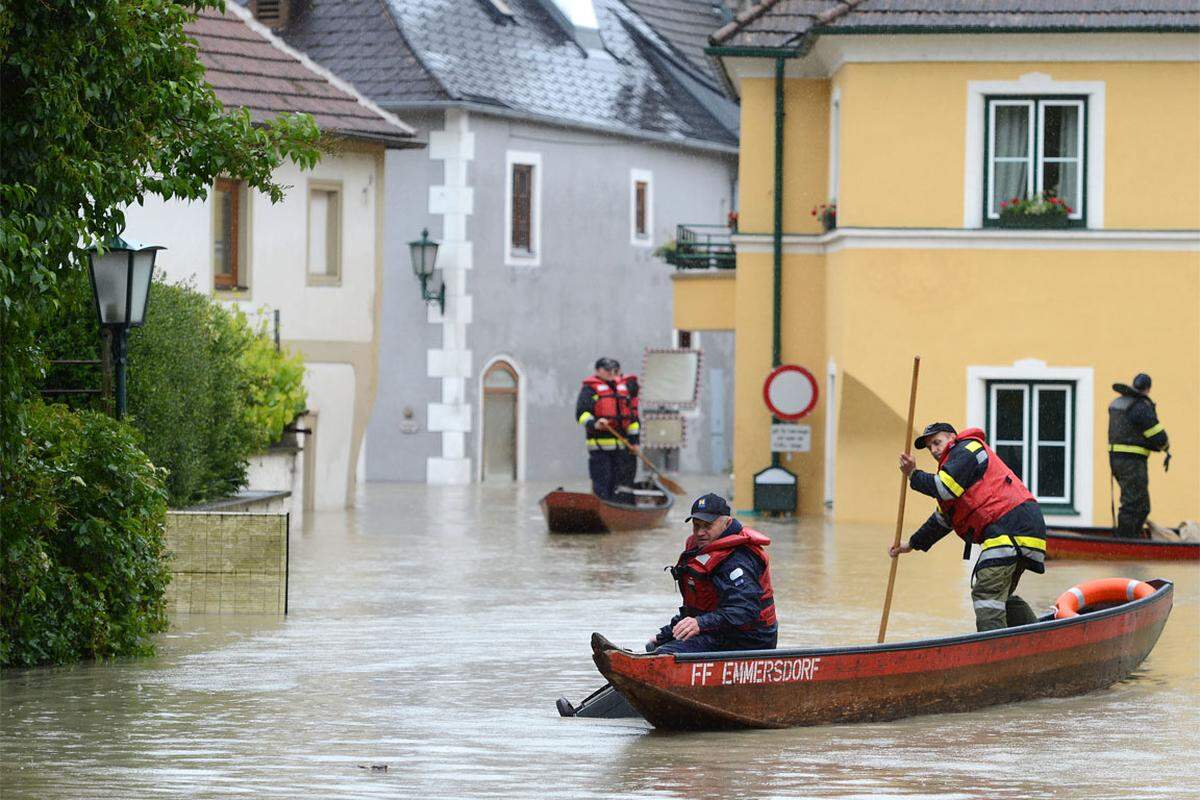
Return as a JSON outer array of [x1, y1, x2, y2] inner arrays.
[[264, 0, 739, 484]]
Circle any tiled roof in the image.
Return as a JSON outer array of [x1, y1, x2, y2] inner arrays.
[[713, 0, 1200, 49], [622, 0, 734, 86], [277, 0, 738, 150], [186, 4, 417, 146]]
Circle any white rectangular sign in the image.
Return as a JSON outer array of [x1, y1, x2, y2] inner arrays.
[[771, 423, 811, 453]]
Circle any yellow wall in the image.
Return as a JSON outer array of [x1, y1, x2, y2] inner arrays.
[[825, 247, 1200, 526], [689, 54, 1200, 523], [836, 61, 1200, 229], [737, 78, 830, 235], [671, 272, 736, 331]]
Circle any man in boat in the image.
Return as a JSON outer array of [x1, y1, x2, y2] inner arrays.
[[575, 357, 640, 501], [891, 423, 1046, 632], [1108, 372, 1170, 538], [647, 493, 778, 654]]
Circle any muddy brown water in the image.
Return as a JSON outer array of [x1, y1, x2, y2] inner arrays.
[[2, 481, 1197, 799]]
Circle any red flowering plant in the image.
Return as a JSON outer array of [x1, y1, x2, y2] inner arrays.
[[999, 191, 1072, 220], [811, 201, 837, 231], [727, 209, 739, 231]]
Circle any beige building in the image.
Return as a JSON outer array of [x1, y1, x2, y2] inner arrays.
[[123, 4, 422, 509]]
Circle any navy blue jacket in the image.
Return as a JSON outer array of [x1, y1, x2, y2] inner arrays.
[[655, 520, 778, 648]]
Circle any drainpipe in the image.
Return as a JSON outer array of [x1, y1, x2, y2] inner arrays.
[[771, 55, 785, 468]]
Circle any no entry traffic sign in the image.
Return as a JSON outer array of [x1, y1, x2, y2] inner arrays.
[[763, 365, 818, 421]]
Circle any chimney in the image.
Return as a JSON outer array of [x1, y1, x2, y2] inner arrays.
[[536, 0, 604, 53], [251, 0, 292, 29]]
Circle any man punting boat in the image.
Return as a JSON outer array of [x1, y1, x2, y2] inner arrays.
[[890, 422, 1047, 632]]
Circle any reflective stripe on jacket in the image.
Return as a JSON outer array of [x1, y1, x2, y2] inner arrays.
[[1108, 393, 1167, 457], [936, 429, 1036, 544]]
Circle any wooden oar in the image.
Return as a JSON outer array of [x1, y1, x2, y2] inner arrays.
[[878, 355, 921, 643], [603, 424, 687, 496]]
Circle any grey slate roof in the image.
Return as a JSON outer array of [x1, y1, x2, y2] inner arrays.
[[622, 0, 735, 84], [276, 0, 739, 150], [187, 4, 417, 146], [713, 0, 1200, 49]]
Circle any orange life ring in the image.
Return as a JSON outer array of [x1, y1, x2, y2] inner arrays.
[[1054, 578, 1155, 619]]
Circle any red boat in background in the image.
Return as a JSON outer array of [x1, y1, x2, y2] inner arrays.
[[1046, 525, 1199, 561], [591, 578, 1173, 730], [539, 481, 673, 533]]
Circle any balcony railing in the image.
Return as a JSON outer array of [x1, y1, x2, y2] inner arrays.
[[660, 224, 736, 270]]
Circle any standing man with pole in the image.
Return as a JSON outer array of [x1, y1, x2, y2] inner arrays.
[[1108, 373, 1170, 538], [576, 357, 640, 501], [889, 422, 1046, 632]]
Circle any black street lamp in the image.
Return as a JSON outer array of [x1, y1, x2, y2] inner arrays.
[[87, 236, 163, 419], [408, 228, 444, 313]]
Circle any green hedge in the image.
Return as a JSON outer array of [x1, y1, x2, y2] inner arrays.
[[39, 271, 307, 507], [0, 402, 171, 667]]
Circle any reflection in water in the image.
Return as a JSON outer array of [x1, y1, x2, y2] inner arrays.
[[2, 481, 1197, 799]]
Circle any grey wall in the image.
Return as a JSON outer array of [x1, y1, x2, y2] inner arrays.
[[368, 109, 736, 483]]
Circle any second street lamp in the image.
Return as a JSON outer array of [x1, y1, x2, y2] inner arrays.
[[87, 235, 163, 420], [407, 228, 444, 313]]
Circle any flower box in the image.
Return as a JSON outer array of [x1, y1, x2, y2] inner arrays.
[[996, 214, 1070, 230], [996, 192, 1072, 229]]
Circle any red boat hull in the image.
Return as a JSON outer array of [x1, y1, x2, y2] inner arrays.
[[592, 579, 1173, 730], [1046, 526, 1199, 561], [539, 487, 672, 533]]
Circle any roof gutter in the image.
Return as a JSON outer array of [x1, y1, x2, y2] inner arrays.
[[376, 99, 740, 156]]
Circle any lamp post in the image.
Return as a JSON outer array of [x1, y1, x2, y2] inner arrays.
[[87, 236, 163, 419], [408, 228, 444, 313]]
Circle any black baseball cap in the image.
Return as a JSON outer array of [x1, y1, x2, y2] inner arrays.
[[1132, 373, 1152, 392], [686, 493, 731, 523], [914, 422, 957, 450]]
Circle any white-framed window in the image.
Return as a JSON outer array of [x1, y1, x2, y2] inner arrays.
[[306, 180, 342, 285], [504, 151, 542, 266], [986, 96, 1085, 222], [986, 380, 1075, 510], [630, 168, 653, 246], [965, 76, 1105, 229]]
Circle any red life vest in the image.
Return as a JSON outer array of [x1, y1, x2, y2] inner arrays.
[[936, 428, 1035, 542], [673, 527, 777, 630], [581, 374, 637, 433]]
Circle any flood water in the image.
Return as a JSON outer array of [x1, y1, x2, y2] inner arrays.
[[3, 480, 1198, 799]]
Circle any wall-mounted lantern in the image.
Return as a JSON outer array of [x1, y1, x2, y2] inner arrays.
[[408, 228, 444, 313], [87, 235, 163, 420]]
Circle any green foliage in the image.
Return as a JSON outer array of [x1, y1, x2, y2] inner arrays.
[[0, 0, 321, 462], [240, 316, 308, 452], [0, 401, 171, 667], [38, 271, 307, 506]]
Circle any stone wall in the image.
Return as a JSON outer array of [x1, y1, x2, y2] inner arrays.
[[164, 512, 289, 614]]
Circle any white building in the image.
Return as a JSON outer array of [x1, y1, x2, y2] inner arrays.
[[123, 4, 421, 509]]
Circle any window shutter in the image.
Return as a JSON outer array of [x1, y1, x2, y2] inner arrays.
[[512, 164, 533, 251]]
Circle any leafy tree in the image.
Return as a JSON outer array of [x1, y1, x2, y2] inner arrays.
[[0, 0, 321, 458], [1, 402, 171, 667]]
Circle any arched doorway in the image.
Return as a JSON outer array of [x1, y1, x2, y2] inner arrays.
[[481, 360, 519, 482]]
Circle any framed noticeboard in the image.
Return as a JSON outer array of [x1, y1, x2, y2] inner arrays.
[[640, 413, 686, 450], [640, 348, 702, 409]]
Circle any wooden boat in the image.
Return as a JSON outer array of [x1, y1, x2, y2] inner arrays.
[[591, 578, 1173, 730], [1046, 525, 1198, 561], [540, 481, 673, 533]]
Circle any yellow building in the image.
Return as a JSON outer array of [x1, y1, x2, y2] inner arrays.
[[674, 2, 1200, 527]]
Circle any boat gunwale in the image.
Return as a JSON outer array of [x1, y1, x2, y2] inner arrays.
[[650, 578, 1173, 663], [1046, 528, 1196, 549]]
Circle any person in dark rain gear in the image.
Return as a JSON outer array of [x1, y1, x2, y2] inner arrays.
[[890, 422, 1046, 632], [1108, 373, 1170, 538], [575, 357, 640, 500], [648, 493, 778, 654]]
